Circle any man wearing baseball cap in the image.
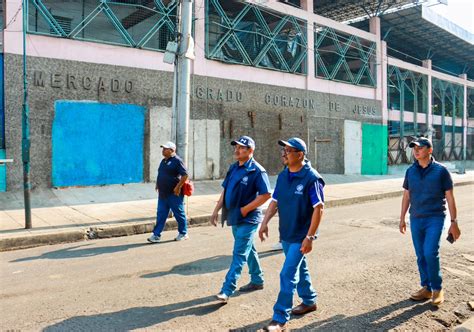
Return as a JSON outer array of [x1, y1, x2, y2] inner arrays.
[[147, 141, 189, 243], [211, 135, 271, 303], [400, 136, 461, 306], [259, 137, 325, 331]]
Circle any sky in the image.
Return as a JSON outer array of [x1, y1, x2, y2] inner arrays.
[[429, 0, 474, 34]]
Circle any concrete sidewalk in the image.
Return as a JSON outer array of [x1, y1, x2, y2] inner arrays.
[[1, 172, 473, 251]]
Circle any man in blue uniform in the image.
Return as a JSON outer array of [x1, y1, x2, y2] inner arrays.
[[211, 136, 271, 303], [148, 141, 189, 243], [259, 137, 324, 331], [400, 137, 461, 306]]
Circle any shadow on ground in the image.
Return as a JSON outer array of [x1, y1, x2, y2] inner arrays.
[[231, 299, 433, 331], [141, 250, 282, 278], [10, 242, 155, 262], [43, 295, 224, 331]]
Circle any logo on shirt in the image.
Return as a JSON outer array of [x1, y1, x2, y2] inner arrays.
[[167, 161, 172, 166], [241, 176, 249, 185], [295, 184, 304, 195]]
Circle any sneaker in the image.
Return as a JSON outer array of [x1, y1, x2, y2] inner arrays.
[[410, 286, 432, 301], [216, 292, 229, 303], [263, 320, 287, 331], [175, 233, 189, 241], [147, 235, 161, 243], [432, 289, 444, 306], [239, 283, 264, 292], [271, 242, 283, 251]]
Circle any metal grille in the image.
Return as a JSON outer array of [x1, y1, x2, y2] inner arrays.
[[206, 0, 308, 75], [432, 78, 464, 161], [27, 0, 178, 52], [314, 24, 376, 87], [387, 65, 427, 165]]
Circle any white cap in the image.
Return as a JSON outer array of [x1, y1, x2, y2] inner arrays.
[[160, 141, 176, 151]]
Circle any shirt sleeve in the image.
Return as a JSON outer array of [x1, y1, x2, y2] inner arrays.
[[272, 179, 279, 202], [255, 171, 271, 195], [441, 168, 453, 191], [309, 179, 324, 207], [176, 159, 188, 176], [402, 170, 409, 190]]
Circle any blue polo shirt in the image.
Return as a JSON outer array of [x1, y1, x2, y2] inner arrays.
[[157, 155, 188, 198], [222, 158, 271, 226], [273, 163, 325, 243], [403, 157, 453, 218]]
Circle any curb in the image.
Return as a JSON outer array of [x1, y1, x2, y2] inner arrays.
[[1, 180, 472, 252]]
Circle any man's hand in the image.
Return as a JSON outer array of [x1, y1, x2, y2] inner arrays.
[[155, 187, 159, 193], [300, 238, 313, 254], [241, 206, 249, 218], [259, 223, 269, 242], [173, 185, 181, 196], [210, 211, 219, 227], [448, 221, 461, 241], [399, 218, 406, 234]]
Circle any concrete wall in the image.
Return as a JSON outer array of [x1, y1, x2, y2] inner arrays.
[[4, 54, 383, 190]]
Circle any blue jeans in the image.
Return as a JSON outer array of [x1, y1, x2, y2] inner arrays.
[[410, 216, 444, 291], [220, 223, 264, 296], [153, 194, 187, 236], [273, 241, 317, 324]]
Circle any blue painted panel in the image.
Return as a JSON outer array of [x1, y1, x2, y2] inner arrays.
[[52, 101, 145, 187], [0, 149, 6, 192]]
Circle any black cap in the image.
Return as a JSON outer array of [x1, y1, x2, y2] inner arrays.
[[409, 137, 432, 148]]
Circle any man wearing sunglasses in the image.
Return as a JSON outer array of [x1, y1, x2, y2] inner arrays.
[[147, 141, 189, 243], [211, 136, 271, 303], [259, 137, 325, 331]]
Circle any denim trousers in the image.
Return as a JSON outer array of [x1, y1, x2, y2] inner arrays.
[[273, 241, 317, 324], [410, 216, 445, 291], [153, 194, 187, 236], [220, 222, 264, 296]]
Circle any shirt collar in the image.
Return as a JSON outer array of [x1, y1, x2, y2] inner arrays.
[[415, 156, 435, 169], [284, 162, 310, 178]]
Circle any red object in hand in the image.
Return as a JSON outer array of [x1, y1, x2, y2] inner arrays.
[[182, 181, 194, 196]]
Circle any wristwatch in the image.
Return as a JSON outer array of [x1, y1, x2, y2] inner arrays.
[[306, 235, 317, 241]]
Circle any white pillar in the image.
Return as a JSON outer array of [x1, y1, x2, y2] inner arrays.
[[422, 59, 433, 139], [459, 73, 468, 173]]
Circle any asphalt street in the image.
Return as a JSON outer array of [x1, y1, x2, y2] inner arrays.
[[1, 185, 472, 331]]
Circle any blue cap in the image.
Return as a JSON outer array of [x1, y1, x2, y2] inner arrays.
[[231, 136, 255, 149], [409, 137, 432, 148], [278, 137, 307, 154]]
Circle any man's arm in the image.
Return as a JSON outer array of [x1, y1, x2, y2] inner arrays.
[[241, 193, 271, 217], [446, 189, 461, 241], [258, 200, 278, 241], [300, 205, 323, 254], [173, 174, 188, 196], [210, 191, 225, 227], [399, 189, 410, 234]]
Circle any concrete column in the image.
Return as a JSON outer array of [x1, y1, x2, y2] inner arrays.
[[422, 59, 433, 139], [301, 0, 314, 12], [369, 16, 381, 39], [459, 73, 468, 173], [381, 41, 388, 126]]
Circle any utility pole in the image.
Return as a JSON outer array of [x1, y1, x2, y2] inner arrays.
[[175, 0, 194, 166], [22, 0, 32, 229]]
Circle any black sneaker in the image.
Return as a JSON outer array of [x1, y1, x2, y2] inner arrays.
[[239, 283, 264, 292]]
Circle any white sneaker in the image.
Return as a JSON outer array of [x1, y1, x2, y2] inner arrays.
[[271, 242, 283, 251], [216, 292, 228, 303], [175, 233, 189, 241], [147, 235, 161, 243]]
